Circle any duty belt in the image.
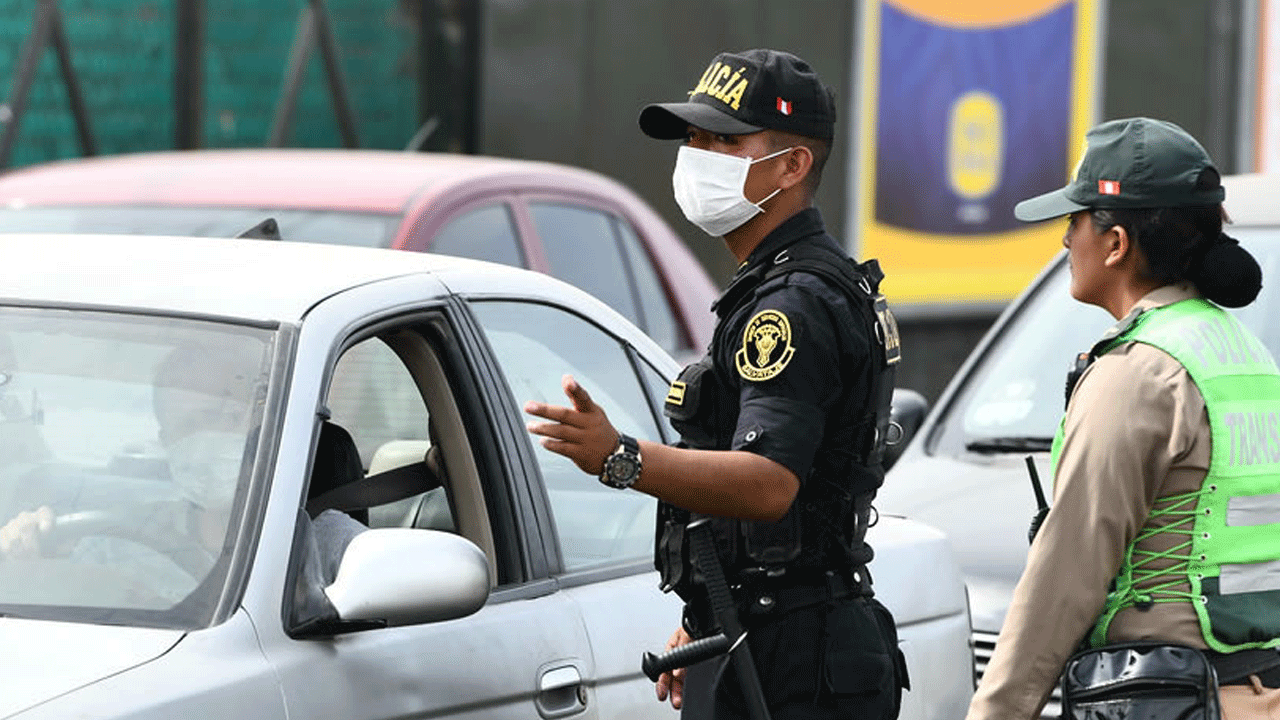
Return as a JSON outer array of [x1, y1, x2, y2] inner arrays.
[[1210, 648, 1280, 686], [684, 569, 868, 637], [740, 570, 868, 623]]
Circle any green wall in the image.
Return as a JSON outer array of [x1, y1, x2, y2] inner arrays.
[[0, 0, 418, 167]]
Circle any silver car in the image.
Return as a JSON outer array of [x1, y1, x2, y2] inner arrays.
[[0, 233, 972, 719]]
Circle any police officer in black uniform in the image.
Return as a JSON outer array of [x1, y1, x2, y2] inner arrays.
[[525, 48, 907, 720]]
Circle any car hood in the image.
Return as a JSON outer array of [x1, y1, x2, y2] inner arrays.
[[878, 450, 1050, 632], [0, 617, 183, 718], [867, 513, 969, 629]]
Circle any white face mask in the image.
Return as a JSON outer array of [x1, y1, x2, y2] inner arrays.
[[672, 145, 793, 237], [166, 431, 247, 511]]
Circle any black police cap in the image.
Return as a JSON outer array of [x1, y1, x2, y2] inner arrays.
[[639, 49, 836, 141]]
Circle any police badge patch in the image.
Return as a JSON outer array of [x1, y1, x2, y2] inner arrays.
[[736, 310, 795, 381]]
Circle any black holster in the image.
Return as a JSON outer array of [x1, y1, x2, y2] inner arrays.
[[1061, 643, 1221, 720]]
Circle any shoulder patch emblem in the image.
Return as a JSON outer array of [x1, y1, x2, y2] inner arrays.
[[666, 381, 686, 406], [735, 310, 795, 381]]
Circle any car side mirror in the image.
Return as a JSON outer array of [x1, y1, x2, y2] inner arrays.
[[884, 388, 929, 472], [324, 528, 490, 628]]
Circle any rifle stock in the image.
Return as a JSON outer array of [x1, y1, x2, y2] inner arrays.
[[640, 518, 773, 720]]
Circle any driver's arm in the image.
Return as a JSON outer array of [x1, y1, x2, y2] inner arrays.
[[0, 506, 53, 559]]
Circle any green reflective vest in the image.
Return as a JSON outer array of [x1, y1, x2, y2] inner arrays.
[[1053, 298, 1280, 653]]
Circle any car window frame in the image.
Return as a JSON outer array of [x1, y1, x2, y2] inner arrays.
[[399, 192, 537, 267], [399, 181, 698, 359], [279, 301, 563, 632], [515, 189, 694, 350], [522, 197, 646, 326]]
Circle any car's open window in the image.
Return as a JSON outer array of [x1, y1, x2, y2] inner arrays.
[[470, 300, 662, 572], [310, 330, 498, 571], [0, 308, 275, 629], [325, 338, 450, 532], [286, 316, 523, 632]]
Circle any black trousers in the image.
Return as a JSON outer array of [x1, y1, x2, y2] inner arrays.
[[680, 595, 906, 720]]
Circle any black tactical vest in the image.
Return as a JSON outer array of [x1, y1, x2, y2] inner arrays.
[[655, 240, 900, 602]]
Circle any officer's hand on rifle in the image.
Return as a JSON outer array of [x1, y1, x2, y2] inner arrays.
[[655, 625, 692, 709], [525, 374, 619, 475]]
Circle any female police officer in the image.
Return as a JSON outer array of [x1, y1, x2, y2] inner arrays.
[[968, 117, 1280, 720]]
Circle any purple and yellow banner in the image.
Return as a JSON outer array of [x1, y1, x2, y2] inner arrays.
[[852, 0, 1102, 308]]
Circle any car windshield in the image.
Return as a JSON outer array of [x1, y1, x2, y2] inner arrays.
[[932, 226, 1280, 455], [0, 306, 276, 629], [0, 205, 400, 246]]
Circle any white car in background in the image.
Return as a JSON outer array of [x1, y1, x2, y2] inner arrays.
[[0, 234, 972, 720]]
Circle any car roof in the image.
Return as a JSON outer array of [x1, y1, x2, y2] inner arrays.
[[1224, 173, 1280, 226], [0, 149, 621, 214], [0, 233, 485, 322]]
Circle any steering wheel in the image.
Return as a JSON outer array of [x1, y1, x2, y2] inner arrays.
[[46, 504, 216, 580]]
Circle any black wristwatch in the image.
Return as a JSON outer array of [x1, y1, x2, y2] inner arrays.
[[600, 433, 642, 489]]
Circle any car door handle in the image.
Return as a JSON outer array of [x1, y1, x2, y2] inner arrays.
[[536, 664, 586, 718]]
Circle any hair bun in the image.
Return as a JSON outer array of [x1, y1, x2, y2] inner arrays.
[[1191, 233, 1262, 308]]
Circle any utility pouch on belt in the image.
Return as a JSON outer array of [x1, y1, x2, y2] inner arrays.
[[740, 506, 802, 566], [1061, 643, 1220, 720], [656, 508, 687, 594], [664, 356, 717, 449]]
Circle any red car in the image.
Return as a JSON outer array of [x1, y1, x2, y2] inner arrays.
[[0, 149, 716, 360]]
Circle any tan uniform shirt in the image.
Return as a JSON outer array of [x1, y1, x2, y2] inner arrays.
[[966, 283, 1211, 720]]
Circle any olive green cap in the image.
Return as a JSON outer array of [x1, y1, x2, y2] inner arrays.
[[1015, 117, 1226, 222]]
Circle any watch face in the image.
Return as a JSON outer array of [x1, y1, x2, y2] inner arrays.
[[610, 456, 638, 481]]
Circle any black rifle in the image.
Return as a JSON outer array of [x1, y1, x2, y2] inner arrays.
[[641, 517, 772, 720]]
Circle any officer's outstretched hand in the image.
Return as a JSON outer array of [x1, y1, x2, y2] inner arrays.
[[655, 625, 692, 709], [524, 374, 619, 476]]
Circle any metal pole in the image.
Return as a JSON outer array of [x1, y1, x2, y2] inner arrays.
[[1237, 0, 1261, 172], [1205, 0, 1242, 173], [49, 2, 95, 156], [0, 0, 56, 168], [459, 0, 481, 154], [268, 4, 317, 147], [174, 0, 205, 149], [312, 0, 360, 148], [417, 0, 438, 150]]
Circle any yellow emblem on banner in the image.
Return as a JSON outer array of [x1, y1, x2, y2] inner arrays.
[[735, 310, 796, 382], [947, 90, 1003, 201]]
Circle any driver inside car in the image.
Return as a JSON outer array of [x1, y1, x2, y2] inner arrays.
[[0, 342, 365, 602]]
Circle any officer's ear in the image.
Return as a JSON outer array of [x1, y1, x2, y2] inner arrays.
[[777, 145, 814, 192], [1102, 223, 1134, 269]]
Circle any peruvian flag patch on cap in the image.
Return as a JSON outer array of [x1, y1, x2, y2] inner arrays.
[[776, 97, 792, 115], [1098, 180, 1121, 195]]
